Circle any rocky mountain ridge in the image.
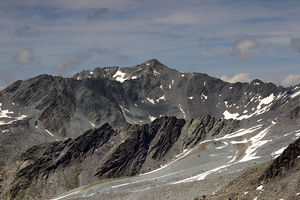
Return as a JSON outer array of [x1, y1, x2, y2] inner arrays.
[[0, 116, 239, 200]]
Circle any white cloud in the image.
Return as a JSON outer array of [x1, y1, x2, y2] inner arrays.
[[0, 0, 300, 83], [280, 74, 300, 86], [233, 38, 259, 59], [221, 73, 251, 83], [13, 48, 34, 66], [221, 72, 299, 86]]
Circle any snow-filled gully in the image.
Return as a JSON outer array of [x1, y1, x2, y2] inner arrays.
[[52, 124, 300, 199]]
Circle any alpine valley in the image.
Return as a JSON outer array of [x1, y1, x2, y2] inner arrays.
[[0, 59, 299, 200]]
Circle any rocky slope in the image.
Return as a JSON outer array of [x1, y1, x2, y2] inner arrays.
[[0, 116, 238, 200], [194, 125, 300, 200]]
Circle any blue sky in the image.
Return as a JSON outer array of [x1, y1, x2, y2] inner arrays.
[[0, 0, 300, 88]]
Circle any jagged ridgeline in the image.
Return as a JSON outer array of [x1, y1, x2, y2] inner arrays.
[[0, 59, 299, 200]]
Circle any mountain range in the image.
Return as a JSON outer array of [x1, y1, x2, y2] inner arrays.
[[0, 59, 299, 200]]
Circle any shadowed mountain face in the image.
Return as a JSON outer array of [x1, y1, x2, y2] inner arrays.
[[260, 136, 300, 180], [0, 59, 299, 200]]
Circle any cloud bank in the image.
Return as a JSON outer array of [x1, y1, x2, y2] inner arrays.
[[221, 73, 251, 83], [281, 74, 300, 86], [221, 72, 300, 87]]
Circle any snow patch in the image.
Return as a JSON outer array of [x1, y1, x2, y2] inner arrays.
[[178, 104, 186, 119], [0, 103, 27, 125], [90, 122, 95, 127], [224, 101, 228, 107], [239, 126, 272, 162], [291, 89, 300, 98], [257, 93, 274, 109], [172, 164, 228, 184], [113, 70, 127, 83], [149, 115, 156, 121], [146, 98, 155, 104], [156, 95, 166, 102], [256, 185, 263, 190], [223, 110, 239, 119], [154, 70, 160, 76], [201, 93, 208, 100], [271, 146, 287, 158], [219, 124, 263, 140], [160, 85, 163, 90], [231, 139, 248, 144], [0, 103, 13, 119], [45, 129, 55, 137], [120, 106, 138, 124], [187, 96, 194, 100], [216, 142, 228, 149]]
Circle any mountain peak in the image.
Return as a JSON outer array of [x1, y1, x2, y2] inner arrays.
[[144, 58, 161, 65]]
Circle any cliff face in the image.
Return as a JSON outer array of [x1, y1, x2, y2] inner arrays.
[[260, 137, 300, 180]]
